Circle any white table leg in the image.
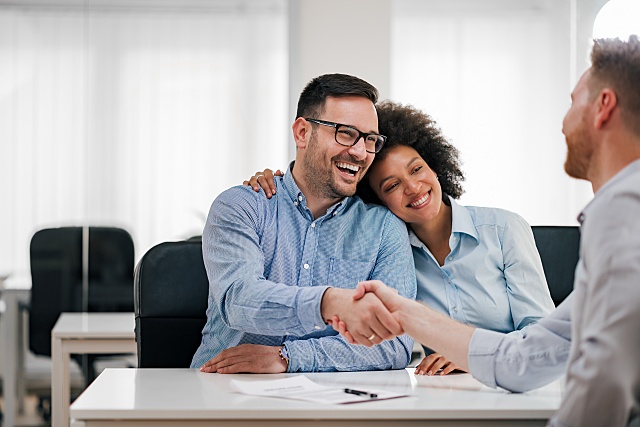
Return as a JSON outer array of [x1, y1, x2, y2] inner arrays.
[[52, 338, 136, 427], [1, 290, 20, 427], [52, 335, 71, 427], [17, 304, 27, 413]]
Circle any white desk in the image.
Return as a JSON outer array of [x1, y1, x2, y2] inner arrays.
[[52, 312, 136, 427], [0, 274, 31, 427], [70, 368, 563, 426]]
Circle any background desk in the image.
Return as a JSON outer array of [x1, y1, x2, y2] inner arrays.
[[0, 274, 31, 427], [70, 368, 562, 426], [52, 312, 136, 427]]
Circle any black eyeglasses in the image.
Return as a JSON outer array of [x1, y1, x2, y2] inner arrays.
[[305, 118, 387, 154]]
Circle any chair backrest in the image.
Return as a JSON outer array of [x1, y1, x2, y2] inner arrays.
[[531, 225, 581, 306], [29, 226, 134, 357], [134, 240, 208, 368]]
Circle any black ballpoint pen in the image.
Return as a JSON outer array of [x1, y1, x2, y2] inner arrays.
[[344, 388, 378, 398]]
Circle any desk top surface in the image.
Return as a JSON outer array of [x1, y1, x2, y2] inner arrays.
[[52, 312, 135, 338], [0, 273, 31, 291], [70, 368, 562, 421]]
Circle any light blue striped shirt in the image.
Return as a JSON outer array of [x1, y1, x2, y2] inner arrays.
[[411, 197, 555, 335], [191, 168, 416, 371]]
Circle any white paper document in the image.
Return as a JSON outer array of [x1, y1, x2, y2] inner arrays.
[[413, 373, 488, 391], [230, 375, 409, 404]]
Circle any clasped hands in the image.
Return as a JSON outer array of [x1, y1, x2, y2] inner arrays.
[[320, 282, 405, 347], [330, 281, 464, 376]]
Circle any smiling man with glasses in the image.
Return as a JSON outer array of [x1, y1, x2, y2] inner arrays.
[[192, 73, 416, 374]]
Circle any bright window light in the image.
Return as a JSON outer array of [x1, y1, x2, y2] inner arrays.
[[593, 0, 640, 39]]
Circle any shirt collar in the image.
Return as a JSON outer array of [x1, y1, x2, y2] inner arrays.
[[408, 195, 477, 248], [281, 161, 351, 219], [577, 158, 640, 225], [449, 196, 478, 241]]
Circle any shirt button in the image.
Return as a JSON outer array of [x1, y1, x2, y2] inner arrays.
[[294, 201, 298, 206], [314, 325, 322, 330], [311, 222, 316, 228], [298, 195, 303, 201], [303, 263, 309, 269], [448, 256, 453, 261], [452, 307, 458, 313]]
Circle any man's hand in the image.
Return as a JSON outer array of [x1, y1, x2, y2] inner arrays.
[[352, 280, 403, 310], [243, 168, 283, 199], [331, 280, 408, 345], [321, 285, 402, 347], [199, 344, 287, 374]]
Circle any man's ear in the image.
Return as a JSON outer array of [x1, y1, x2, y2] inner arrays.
[[292, 117, 311, 149], [594, 88, 617, 130]]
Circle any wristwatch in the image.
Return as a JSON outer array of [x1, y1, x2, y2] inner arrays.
[[279, 345, 290, 369]]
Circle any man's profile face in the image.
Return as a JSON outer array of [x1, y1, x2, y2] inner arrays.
[[301, 96, 378, 199], [562, 70, 595, 181]]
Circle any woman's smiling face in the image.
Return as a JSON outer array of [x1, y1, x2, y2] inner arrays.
[[367, 145, 443, 226]]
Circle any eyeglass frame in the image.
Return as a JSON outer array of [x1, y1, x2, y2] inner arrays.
[[304, 118, 387, 154]]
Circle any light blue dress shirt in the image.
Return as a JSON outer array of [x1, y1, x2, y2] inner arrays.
[[411, 197, 555, 336], [191, 168, 417, 372]]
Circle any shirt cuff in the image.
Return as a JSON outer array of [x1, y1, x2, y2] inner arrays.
[[468, 328, 507, 389], [284, 339, 314, 372], [296, 285, 330, 335]]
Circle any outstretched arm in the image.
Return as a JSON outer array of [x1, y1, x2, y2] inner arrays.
[[338, 281, 570, 392]]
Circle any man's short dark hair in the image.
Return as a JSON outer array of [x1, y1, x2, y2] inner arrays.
[[296, 73, 379, 119], [590, 35, 640, 136]]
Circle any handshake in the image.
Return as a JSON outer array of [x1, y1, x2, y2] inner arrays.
[[322, 280, 472, 375], [321, 280, 410, 347]]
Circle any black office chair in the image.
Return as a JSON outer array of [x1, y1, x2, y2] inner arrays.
[[134, 240, 208, 368], [29, 227, 135, 381], [531, 225, 581, 306]]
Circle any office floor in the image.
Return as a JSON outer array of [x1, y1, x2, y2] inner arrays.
[[0, 393, 50, 427], [0, 353, 136, 427]]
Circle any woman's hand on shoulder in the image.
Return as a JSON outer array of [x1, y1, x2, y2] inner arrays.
[[243, 168, 283, 199]]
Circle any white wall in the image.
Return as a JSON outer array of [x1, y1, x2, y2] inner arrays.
[[288, 0, 391, 158], [1, 0, 610, 276], [0, 0, 289, 274], [289, 0, 607, 226]]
